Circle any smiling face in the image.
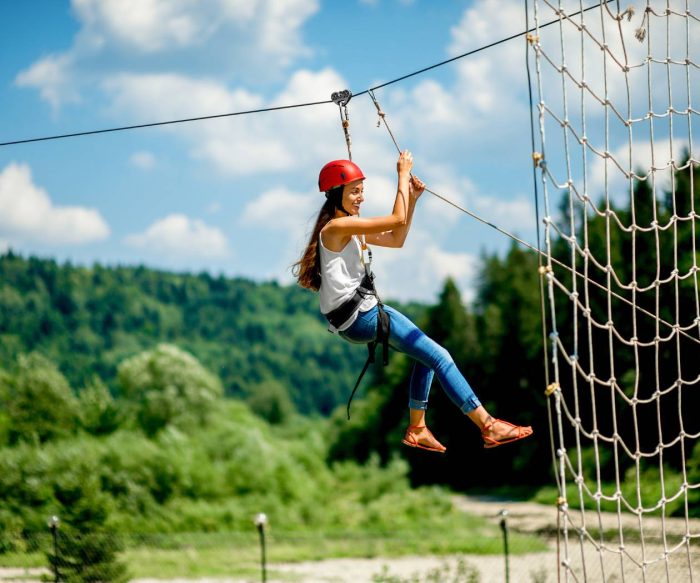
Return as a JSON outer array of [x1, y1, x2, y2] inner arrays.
[[341, 179, 365, 216]]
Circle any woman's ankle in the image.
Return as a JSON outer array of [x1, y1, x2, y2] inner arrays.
[[466, 406, 493, 430], [408, 408, 427, 428]]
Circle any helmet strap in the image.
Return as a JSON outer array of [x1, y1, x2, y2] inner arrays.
[[325, 187, 351, 216]]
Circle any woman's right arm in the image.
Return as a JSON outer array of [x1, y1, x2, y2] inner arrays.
[[323, 151, 413, 237]]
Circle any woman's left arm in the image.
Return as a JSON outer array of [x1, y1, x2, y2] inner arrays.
[[366, 176, 425, 248]]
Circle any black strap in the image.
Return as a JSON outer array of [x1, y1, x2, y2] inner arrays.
[[346, 302, 391, 420], [324, 273, 376, 330]]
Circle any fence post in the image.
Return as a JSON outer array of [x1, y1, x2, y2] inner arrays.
[[254, 513, 268, 583], [499, 509, 510, 583], [48, 515, 60, 583]]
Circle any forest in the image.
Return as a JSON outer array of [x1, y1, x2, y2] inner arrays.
[[0, 161, 698, 579]]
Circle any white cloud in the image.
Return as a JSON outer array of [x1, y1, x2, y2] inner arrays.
[[241, 187, 318, 234], [105, 72, 262, 119], [73, 0, 210, 53], [448, 0, 526, 114], [257, 0, 318, 66], [129, 151, 156, 169], [374, 0, 534, 168], [103, 67, 358, 176], [15, 54, 80, 111], [125, 214, 229, 258], [587, 138, 691, 204], [0, 163, 110, 245], [471, 194, 536, 235], [17, 0, 320, 109], [372, 230, 479, 303]]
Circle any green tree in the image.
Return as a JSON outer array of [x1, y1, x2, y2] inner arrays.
[[3, 353, 78, 444], [117, 344, 223, 436], [48, 455, 128, 583], [78, 378, 122, 436], [245, 379, 296, 424]]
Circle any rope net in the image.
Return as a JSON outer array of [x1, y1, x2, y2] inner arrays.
[[529, 0, 700, 580]]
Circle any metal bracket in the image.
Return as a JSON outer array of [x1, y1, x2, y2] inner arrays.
[[331, 89, 352, 107]]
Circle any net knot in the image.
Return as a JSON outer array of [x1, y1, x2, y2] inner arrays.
[[375, 109, 385, 128], [620, 6, 635, 21]]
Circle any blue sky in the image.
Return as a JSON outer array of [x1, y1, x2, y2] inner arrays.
[[0, 0, 692, 303]]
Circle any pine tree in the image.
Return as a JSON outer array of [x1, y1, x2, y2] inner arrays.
[[47, 462, 128, 583]]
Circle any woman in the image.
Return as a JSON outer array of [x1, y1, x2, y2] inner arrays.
[[293, 152, 533, 453]]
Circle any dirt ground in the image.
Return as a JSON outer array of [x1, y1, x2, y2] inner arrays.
[[2, 496, 698, 582]]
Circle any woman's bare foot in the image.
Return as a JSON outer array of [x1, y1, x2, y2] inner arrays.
[[402, 425, 447, 453], [481, 418, 533, 449]]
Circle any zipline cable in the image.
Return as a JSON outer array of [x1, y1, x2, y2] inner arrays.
[[0, 100, 333, 147], [0, 0, 615, 148], [355, 0, 616, 97]]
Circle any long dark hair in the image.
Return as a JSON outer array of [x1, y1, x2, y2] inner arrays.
[[293, 186, 344, 291]]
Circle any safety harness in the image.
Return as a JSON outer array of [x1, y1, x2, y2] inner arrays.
[[325, 89, 392, 419], [324, 236, 390, 420]]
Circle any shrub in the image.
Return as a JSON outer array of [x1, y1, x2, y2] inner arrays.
[[117, 344, 223, 436]]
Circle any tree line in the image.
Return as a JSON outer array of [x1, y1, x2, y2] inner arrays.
[[328, 156, 700, 512], [0, 158, 697, 521], [0, 254, 397, 416]]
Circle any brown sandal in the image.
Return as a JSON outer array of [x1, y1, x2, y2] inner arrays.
[[401, 425, 447, 454], [482, 419, 533, 449]]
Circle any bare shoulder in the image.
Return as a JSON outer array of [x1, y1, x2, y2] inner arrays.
[[320, 221, 351, 252]]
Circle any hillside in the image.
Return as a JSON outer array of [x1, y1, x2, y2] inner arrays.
[[0, 252, 425, 415]]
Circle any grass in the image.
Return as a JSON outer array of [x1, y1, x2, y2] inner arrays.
[[0, 521, 548, 579], [123, 530, 546, 578]]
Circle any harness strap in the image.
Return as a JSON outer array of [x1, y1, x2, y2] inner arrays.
[[346, 301, 390, 420], [324, 273, 375, 330]]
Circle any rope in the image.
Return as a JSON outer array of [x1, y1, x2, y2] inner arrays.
[[523, 3, 560, 581], [0, 0, 617, 149], [331, 90, 353, 161], [530, 0, 700, 580], [365, 90, 700, 349]]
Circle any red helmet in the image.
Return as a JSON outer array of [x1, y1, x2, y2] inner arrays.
[[318, 160, 365, 192]]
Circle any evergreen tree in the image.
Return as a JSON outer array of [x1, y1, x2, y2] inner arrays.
[[48, 460, 128, 583]]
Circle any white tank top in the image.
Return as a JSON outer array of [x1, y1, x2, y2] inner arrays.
[[319, 233, 378, 332]]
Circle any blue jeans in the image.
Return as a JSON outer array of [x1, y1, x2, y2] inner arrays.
[[340, 305, 481, 413]]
